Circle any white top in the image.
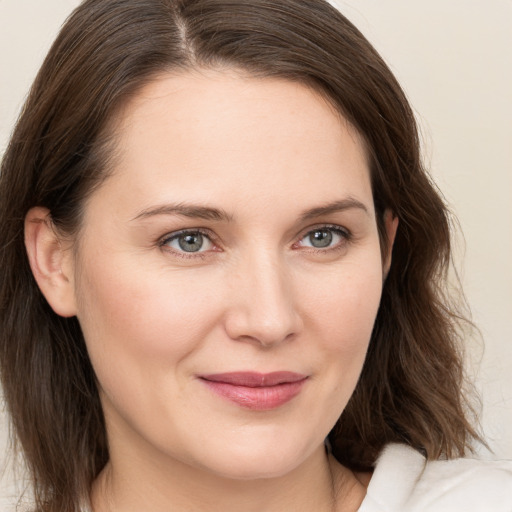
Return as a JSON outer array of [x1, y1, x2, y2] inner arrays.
[[357, 443, 512, 511]]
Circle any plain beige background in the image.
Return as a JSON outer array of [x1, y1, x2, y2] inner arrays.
[[1, 0, 511, 508]]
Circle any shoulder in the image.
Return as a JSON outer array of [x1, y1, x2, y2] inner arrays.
[[358, 443, 512, 512]]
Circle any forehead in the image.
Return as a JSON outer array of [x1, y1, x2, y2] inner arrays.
[[87, 69, 374, 223]]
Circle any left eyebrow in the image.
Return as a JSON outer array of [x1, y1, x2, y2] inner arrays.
[[299, 198, 370, 221]]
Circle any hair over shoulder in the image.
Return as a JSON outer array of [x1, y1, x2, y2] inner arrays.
[[0, 0, 480, 510]]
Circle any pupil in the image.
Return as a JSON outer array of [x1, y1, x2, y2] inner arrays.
[[310, 230, 332, 248], [178, 233, 203, 252]]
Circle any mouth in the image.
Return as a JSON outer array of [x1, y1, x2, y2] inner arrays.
[[198, 372, 308, 410]]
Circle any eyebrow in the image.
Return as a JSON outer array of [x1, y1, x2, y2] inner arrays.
[[131, 197, 369, 223], [299, 198, 370, 221], [131, 203, 234, 222]]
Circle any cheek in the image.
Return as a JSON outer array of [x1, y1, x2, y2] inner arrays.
[[299, 254, 383, 401], [75, 258, 224, 393], [304, 256, 383, 344]]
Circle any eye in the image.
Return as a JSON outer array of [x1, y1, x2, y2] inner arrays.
[[298, 226, 349, 250], [161, 230, 214, 254]]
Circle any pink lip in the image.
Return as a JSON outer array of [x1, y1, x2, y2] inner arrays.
[[199, 372, 308, 410]]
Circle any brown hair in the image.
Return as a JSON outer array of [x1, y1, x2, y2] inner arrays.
[[0, 0, 480, 510]]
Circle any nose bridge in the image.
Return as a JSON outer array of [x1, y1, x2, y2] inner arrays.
[[225, 245, 301, 346]]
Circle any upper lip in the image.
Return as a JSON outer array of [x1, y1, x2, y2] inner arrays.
[[199, 371, 308, 387]]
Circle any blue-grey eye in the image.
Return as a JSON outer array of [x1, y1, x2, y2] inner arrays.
[[179, 233, 203, 252], [300, 227, 346, 249], [309, 229, 333, 248], [165, 231, 213, 253]]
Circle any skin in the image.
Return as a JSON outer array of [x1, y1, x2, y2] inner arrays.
[[25, 69, 397, 512]]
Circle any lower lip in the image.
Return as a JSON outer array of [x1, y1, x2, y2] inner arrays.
[[200, 379, 307, 410]]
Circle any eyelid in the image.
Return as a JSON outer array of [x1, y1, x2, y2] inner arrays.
[[298, 223, 351, 238], [158, 228, 220, 256], [294, 224, 352, 250], [156, 223, 351, 257]]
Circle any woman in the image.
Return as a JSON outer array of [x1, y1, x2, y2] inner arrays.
[[0, 0, 510, 511]]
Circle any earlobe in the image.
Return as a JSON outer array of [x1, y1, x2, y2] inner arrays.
[[24, 207, 77, 317], [383, 209, 399, 277]]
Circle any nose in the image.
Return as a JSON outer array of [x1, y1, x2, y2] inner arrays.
[[223, 251, 303, 347]]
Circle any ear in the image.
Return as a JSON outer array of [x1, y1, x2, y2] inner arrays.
[[382, 209, 399, 277], [24, 207, 77, 317]]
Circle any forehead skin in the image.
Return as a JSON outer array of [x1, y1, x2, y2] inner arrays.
[[94, 68, 374, 225]]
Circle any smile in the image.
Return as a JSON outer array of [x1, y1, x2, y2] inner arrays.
[[199, 372, 308, 410]]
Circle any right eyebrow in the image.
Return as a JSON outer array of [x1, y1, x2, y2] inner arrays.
[[130, 203, 234, 223]]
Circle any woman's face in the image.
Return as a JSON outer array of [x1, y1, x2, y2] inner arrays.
[[71, 69, 394, 480]]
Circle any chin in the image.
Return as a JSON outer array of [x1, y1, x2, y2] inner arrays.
[[190, 432, 321, 481], [208, 456, 303, 481]]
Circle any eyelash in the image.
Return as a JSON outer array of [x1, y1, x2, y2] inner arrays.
[[158, 224, 351, 259], [158, 228, 217, 260], [295, 224, 352, 254]]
